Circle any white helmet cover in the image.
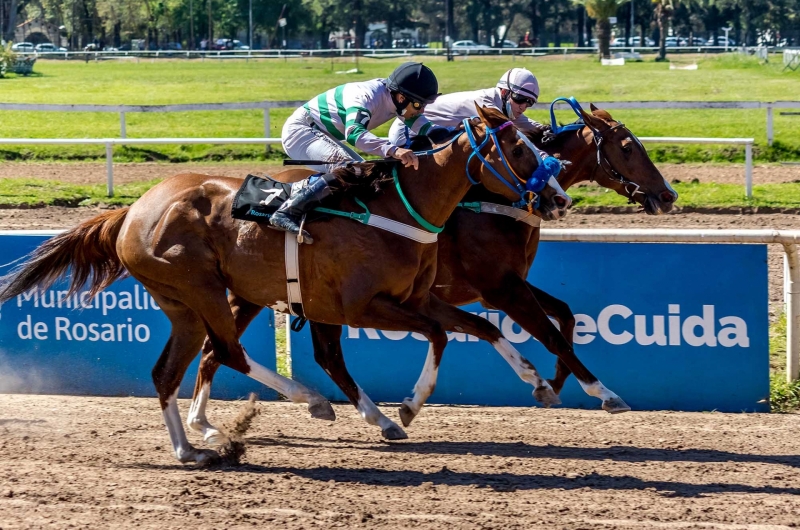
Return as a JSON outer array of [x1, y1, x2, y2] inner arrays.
[[496, 68, 540, 101]]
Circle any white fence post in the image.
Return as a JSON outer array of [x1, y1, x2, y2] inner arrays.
[[120, 112, 127, 138], [263, 108, 271, 152], [745, 141, 753, 199], [105, 141, 114, 197], [784, 244, 800, 382], [766, 104, 774, 146]]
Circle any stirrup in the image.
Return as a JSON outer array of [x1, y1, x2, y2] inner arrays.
[[270, 211, 314, 244]]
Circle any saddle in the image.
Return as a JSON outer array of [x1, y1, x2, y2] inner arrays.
[[231, 174, 311, 224]]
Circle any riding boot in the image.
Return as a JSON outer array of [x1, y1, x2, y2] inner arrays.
[[269, 176, 333, 244]]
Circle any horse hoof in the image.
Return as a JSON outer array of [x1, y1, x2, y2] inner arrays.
[[308, 400, 336, 421], [177, 447, 220, 465], [204, 429, 229, 446], [602, 397, 631, 414], [381, 425, 408, 440], [533, 386, 562, 408], [398, 402, 417, 427]]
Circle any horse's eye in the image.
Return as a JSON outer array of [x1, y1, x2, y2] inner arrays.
[[621, 138, 633, 153], [512, 147, 523, 157]]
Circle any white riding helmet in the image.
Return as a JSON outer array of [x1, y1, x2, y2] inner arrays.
[[496, 68, 540, 102]]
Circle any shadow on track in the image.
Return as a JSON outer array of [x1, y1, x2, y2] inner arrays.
[[124, 461, 800, 498], [244, 435, 800, 469]]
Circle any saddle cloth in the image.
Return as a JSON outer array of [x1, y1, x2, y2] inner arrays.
[[231, 174, 312, 223]]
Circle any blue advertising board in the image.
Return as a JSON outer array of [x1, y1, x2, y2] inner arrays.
[[290, 242, 770, 412], [0, 233, 277, 400]]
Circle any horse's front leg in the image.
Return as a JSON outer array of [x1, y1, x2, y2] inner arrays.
[[344, 293, 450, 429], [422, 294, 561, 408], [310, 322, 407, 440], [483, 275, 629, 413]]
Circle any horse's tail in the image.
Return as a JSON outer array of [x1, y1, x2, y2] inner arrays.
[[0, 207, 130, 304]]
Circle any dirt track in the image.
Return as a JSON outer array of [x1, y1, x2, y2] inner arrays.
[[0, 395, 798, 529]]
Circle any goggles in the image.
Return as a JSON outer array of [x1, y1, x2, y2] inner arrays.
[[510, 92, 537, 107]]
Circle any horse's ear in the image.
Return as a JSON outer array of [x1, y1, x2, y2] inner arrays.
[[579, 104, 606, 128], [474, 103, 507, 128]]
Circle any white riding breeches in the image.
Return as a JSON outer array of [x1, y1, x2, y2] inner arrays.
[[281, 107, 364, 173]]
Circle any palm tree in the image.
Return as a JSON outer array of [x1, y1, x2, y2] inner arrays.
[[574, 0, 630, 60]]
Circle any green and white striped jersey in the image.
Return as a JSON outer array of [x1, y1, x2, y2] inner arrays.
[[302, 79, 434, 157]]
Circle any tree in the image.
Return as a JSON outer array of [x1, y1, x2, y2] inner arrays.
[[574, 0, 629, 58]]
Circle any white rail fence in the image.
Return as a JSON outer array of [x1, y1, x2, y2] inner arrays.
[[1, 100, 797, 145], [541, 229, 800, 383], [0, 136, 756, 197]]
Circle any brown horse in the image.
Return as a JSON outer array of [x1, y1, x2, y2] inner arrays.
[[0, 105, 571, 464], [186, 104, 677, 445]]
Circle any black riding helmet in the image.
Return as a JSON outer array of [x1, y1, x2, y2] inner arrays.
[[386, 62, 440, 112]]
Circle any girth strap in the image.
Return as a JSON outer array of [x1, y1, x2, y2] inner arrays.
[[284, 232, 305, 318]]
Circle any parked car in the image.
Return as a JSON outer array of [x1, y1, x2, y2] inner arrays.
[[707, 36, 736, 47], [497, 39, 517, 48], [631, 36, 655, 46], [11, 42, 34, 53], [664, 37, 679, 47], [611, 37, 626, 46], [34, 43, 67, 52], [451, 40, 492, 54], [392, 38, 426, 49], [687, 37, 706, 46]]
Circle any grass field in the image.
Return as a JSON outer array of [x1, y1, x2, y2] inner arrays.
[[1, 53, 798, 163]]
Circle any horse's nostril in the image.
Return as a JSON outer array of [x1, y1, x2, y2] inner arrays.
[[554, 195, 568, 208], [660, 190, 676, 203]]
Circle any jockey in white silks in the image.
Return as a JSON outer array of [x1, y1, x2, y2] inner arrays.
[[387, 67, 562, 187]]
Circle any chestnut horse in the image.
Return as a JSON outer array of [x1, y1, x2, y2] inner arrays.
[[0, 106, 571, 464], [186, 104, 678, 444]]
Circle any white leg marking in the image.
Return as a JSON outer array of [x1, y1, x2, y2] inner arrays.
[[493, 338, 550, 389], [403, 343, 440, 415], [163, 390, 214, 464], [356, 386, 402, 431], [243, 351, 327, 405], [187, 382, 227, 445], [580, 380, 619, 401]]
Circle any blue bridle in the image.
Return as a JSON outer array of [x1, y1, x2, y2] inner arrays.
[[462, 118, 542, 202]]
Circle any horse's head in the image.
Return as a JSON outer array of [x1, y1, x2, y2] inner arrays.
[[471, 104, 571, 219], [573, 104, 678, 215]]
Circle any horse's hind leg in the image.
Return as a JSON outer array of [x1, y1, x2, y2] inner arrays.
[[189, 295, 336, 444], [149, 294, 220, 465], [528, 284, 630, 413], [421, 294, 561, 409], [188, 295, 263, 444], [189, 290, 334, 423], [311, 322, 406, 440]]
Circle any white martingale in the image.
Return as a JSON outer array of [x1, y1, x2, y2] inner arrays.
[[492, 337, 550, 390], [403, 343, 440, 415], [366, 214, 439, 244], [356, 386, 404, 431], [478, 202, 541, 227]]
